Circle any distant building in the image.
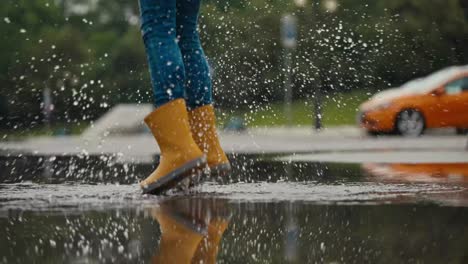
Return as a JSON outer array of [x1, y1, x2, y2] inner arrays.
[[55, 0, 99, 16], [55, 0, 139, 25]]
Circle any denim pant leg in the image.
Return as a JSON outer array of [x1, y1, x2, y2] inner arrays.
[[176, 0, 213, 109], [139, 0, 185, 107]]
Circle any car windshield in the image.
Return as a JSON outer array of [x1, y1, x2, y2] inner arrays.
[[401, 66, 468, 93]]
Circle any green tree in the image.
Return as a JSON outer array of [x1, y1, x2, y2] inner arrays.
[[1, 0, 467, 130]]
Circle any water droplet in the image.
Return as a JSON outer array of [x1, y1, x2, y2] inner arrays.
[[49, 240, 56, 248]]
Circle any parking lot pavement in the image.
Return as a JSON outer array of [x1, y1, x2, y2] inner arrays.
[[0, 126, 466, 163]]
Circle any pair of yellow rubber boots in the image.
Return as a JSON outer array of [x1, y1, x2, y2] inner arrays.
[[140, 99, 230, 194]]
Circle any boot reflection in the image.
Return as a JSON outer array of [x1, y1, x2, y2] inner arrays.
[[192, 218, 229, 264], [151, 198, 230, 264]]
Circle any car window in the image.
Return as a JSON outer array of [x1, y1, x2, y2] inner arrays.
[[445, 77, 468, 95]]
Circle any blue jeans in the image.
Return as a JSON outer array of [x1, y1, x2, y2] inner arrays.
[[139, 0, 212, 109]]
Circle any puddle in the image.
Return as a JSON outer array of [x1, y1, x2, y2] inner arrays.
[[1, 197, 468, 263], [199, 181, 464, 204], [1, 181, 464, 212], [1, 154, 468, 263]]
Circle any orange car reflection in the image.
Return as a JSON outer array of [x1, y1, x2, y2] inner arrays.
[[363, 163, 468, 183], [358, 65, 468, 136]]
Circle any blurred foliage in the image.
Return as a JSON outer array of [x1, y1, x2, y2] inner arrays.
[[0, 0, 467, 129], [217, 90, 370, 127]]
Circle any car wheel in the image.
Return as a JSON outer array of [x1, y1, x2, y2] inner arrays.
[[456, 128, 468, 135], [395, 109, 425, 137]]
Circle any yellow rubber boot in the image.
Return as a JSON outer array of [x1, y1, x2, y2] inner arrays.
[[191, 219, 230, 264], [141, 99, 207, 194], [152, 211, 204, 264], [188, 105, 231, 176]]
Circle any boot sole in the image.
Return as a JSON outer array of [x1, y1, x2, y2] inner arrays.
[[142, 156, 207, 195]]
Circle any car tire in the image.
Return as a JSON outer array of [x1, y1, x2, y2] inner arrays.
[[395, 109, 425, 137], [456, 128, 468, 135]]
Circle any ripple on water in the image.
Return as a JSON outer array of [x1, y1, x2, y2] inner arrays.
[[0, 181, 465, 211], [199, 181, 465, 204]]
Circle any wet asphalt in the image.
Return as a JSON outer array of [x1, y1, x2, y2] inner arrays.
[[1, 154, 468, 263]]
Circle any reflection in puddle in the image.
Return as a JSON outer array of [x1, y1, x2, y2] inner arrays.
[[2, 199, 468, 263], [151, 198, 230, 264], [364, 163, 468, 183]]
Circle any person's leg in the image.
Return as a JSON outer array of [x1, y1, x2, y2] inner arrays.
[[139, 0, 185, 107], [176, 0, 230, 176], [138, 0, 206, 195], [176, 0, 213, 109]]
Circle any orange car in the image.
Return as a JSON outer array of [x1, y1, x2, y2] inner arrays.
[[358, 65, 468, 136]]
